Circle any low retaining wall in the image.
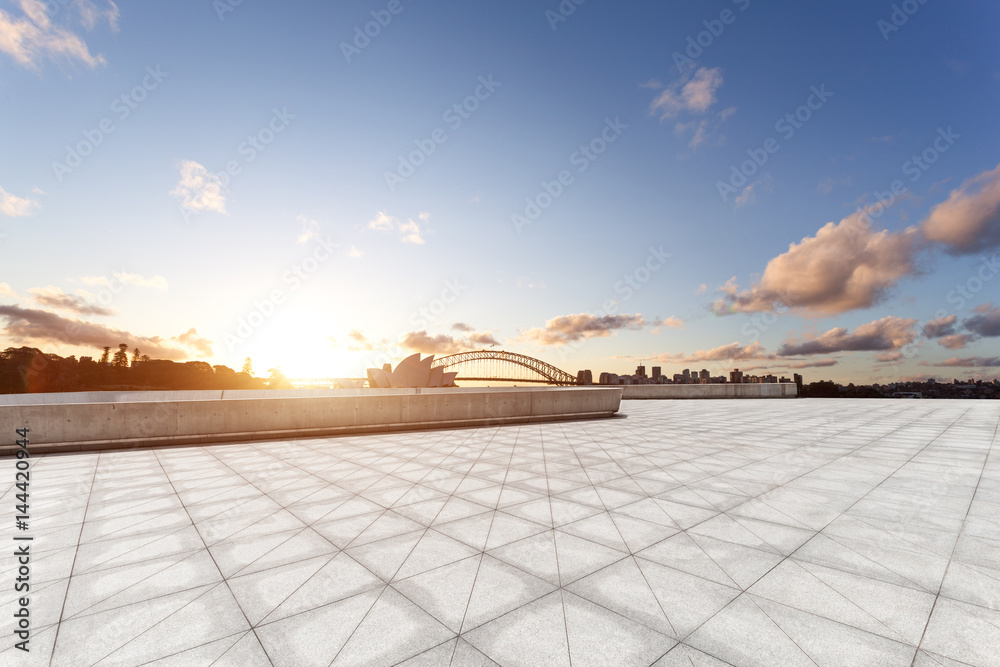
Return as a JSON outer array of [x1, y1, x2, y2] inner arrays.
[[621, 383, 797, 399], [0, 387, 623, 456]]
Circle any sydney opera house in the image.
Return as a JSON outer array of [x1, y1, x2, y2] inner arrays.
[[366, 353, 458, 389]]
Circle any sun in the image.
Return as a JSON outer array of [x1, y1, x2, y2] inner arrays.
[[237, 309, 363, 380]]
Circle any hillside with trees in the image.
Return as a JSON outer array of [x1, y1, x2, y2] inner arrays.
[[0, 345, 278, 393]]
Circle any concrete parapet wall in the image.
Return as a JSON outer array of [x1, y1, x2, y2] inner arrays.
[[621, 383, 797, 399], [0, 387, 623, 455]]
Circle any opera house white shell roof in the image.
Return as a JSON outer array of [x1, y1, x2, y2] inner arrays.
[[366, 353, 458, 388]]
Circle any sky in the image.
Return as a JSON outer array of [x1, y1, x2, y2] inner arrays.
[[1, 0, 999, 384]]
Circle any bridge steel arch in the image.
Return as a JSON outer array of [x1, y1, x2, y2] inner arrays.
[[430, 350, 579, 385]]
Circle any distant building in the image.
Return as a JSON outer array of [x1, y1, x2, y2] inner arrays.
[[730, 368, 743, 384], [366, 353, 457, 388], [651, 366, 661, 380], [635, 365, 646, 378], [577, 369, 593, 385], [682, 369, 691, 384], [699, 369, 710, 382]]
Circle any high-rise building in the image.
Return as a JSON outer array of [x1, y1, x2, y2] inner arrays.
[[682, 369, 691, 383], [635, 365, 646, 378], [730, 368, 743, 384], [599, 372, 619, 385], [699, 369, 710, 382], [651, 366, 661, 380], [577, 369, 593, 385]]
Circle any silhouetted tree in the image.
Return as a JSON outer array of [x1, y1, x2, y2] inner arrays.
[[99, 347, 111, 365], [132, 348, 140, 366], [112, 343, 130, 368], [241, 357, 254, 376], [267, 367, 291, 390]]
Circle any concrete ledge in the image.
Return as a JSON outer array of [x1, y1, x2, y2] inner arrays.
[[0, 387, 623, 456], [621, 383, 797, 399]]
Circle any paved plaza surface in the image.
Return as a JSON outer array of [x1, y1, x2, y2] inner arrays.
[[2, 398, 999, 666]]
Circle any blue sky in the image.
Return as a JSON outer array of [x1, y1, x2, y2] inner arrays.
[[1, 0, 999, 382]]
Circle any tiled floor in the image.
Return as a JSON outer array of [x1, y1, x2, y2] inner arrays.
[[2, 398, 999, 666]]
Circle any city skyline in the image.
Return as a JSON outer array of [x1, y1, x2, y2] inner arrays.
[[2, 1, 1000, 384]]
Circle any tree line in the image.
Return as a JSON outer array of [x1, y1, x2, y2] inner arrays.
[[0, 344, 291, 394]]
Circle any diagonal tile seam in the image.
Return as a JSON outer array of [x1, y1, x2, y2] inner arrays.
[[333, 428, 504, 557], [743, 592, 824, 667], [385, 635, 463, 667], [913, 648, 977, 666], [541, 410, 897, 594], [146, 447, 277, 667], [653, 404, 974, 561], [62, 547, 215, 621], [750, 558, 916, 646], [554, 423, 682, 639], [449, 426, 528, 652], [76, 502, 196, 545], [910, 405, 1000, 667], [224, 525, 332, 580], [832, 509, 956, 560], [249, 427, 505, 631], [198, 443, 378, 531], [242, 431, 505, 521], [88, 581, 236, 665], [78, 491, 184, 521], [663, 405, 980, 651], [318, 426, 515, 666], [652, 640, 739, 666], [579, 402, 914, 530], [70, 525, 202, 576], [45, 449, 101, 667], [539, 426, 579, 667], [731, 497, 815, 532], [569, 403, 976, 650], [133, 627, 251, 666]]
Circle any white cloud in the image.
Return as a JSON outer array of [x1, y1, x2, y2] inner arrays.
[[649, 67, 734, 151], [170, 160, 227, 215], [659, 341, 771, 363], [0, 283, 20, 299], [368, 211, 427, 245], [920, 163, 1000, 254], [520, 313, 648, 346], [367, 211, 394, 231], [79, 272, 168, 290], [651, 67, 724, 119], [734, 174, 772, 209], [73, 0, 119, 32], [713, 211, 921, 316], [777, 317, 918, 356], [0, 186, 40, 217], [398, 219, 425, 245], [297, 215, 321, 244], [0, 0, 115, 70], [349, 246, 364, 258]]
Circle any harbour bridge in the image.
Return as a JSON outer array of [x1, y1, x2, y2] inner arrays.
[[431, 350, 578, 385], [290, 350, 580, 387]]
